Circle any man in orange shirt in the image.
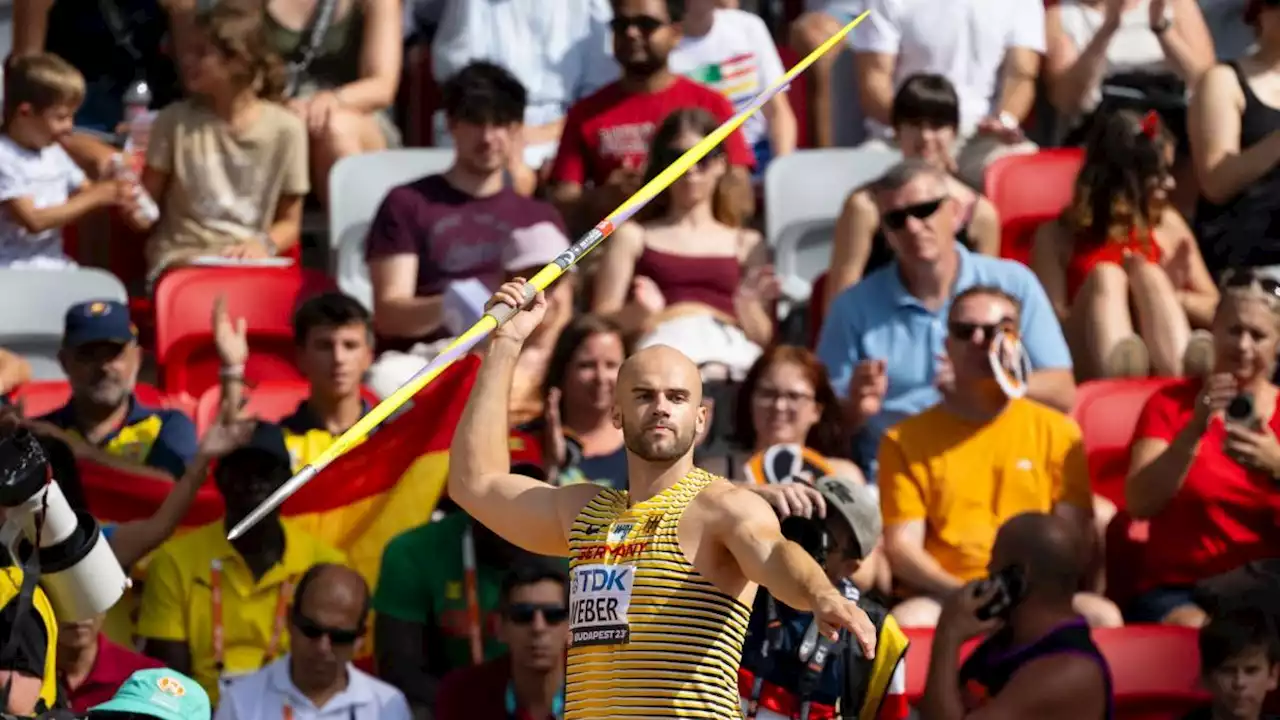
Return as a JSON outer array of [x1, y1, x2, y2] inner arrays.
[[877, 285, 1122, 629]]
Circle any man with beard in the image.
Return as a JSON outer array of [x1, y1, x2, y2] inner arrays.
[[447, 279, 878, 719], [137, 421, 345, 704], [435, 557, 570, 720], [34, 300, 197, 480], [214, 564, 412, 720], [547, 0, 755, 233]]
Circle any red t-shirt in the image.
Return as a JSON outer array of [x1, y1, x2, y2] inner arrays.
[[436, 655, 559, 720], [549, 76, 755, 187], [1132, 379, 1280, 591], [64, 634, 165, 712]]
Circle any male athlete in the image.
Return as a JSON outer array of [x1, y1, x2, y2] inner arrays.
[[448, 280, 878, 719]]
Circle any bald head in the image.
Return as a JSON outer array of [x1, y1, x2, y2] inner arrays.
[[614, 345, 706, 463], [991, 513, 1086, 600], [295, 563, 369, 622]]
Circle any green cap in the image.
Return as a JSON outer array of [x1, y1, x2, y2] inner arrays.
[[90, 668, 211, 720]]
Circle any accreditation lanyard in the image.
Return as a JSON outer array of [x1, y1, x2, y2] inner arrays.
[[461, 524, 484, 665], [211, 558, 292, 673], [283, 705, 358, 720]]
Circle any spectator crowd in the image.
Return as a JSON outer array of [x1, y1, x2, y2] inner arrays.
[[0, 0, 1279, 718]]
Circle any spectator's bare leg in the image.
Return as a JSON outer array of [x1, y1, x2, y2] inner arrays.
[[1070, 263, 1145, 379], [1162, 603, 1209, 628], [1089, 494, 1117, 594], [1071, 593, 1124, 628], [311, 109, 388, 206], [890, 595, 942, 628], [1127, 257, 1191, 376], [790, 12, 842, 148]]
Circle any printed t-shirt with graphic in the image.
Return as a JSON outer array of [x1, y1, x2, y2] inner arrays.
[[372, 513, 510, 671], [280, 399, 373, 471], [548, 76, 755, 188], [0, 134, 87, 268], [1131, 378, 1280, 593], [668, 8, 786, 150], [143, 100, 310, 274], [135, 519, 346, 704], [38, 395, 199, 478], [878, 397, 1092, 583], [363, 174, 568, 351]]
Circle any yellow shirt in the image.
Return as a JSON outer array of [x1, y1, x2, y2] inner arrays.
[[878, 398, 1092, 583], [135, 519, 346, 704]]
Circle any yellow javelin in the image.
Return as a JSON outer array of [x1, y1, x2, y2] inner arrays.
[[228, 11, 872, 541]]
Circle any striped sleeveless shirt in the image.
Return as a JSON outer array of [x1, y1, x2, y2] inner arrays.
[[566, 468, 751, 719]]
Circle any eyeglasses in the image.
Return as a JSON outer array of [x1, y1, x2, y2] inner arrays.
[[882, 198, 946, 230], [292, 613, 362, 645], [610, 15, 665, 34], [947, 318, 1016, 343], [752, 388, 816, 406], [506, 603, 569, 625], [1222, 268, 1280, 299]]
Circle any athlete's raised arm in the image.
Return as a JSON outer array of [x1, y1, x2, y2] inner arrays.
[[709, 483, 878, 657], [447, 280, 601, 558]]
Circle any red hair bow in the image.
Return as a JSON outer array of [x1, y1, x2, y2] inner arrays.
[[1139, 111, 1160, 140]]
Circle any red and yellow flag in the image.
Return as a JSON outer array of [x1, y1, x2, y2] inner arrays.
[[79, 357, 482, 658]]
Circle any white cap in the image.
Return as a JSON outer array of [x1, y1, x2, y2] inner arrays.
[[502, 221, 570, 273]]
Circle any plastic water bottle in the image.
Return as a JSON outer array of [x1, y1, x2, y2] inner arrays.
[[122, 78, 152, 128], [109, 153, 160, 224]]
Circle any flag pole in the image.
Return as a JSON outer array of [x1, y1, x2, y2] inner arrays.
[[228, 11, 872, 541]]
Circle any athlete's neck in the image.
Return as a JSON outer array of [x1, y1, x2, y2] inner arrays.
[[1007, 601, 1079, 649], [511, 662, 562, 718], [625, 453, 695, 505]]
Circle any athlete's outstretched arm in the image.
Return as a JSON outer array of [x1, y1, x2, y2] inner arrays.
[[447, 284, 599, 558], [711, 485, 878, 657]]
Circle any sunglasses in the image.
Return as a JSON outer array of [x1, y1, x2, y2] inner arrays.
[[948, 318, 1016, 343], [610, 15, 665, 34], [506, 603, 569, 625], [293, 613, 362, 645], [655, 146, 722, 171], [883, 198, 946, 230], [1222, 268, 1280, 299]]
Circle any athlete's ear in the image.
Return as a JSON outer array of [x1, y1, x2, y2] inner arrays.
[[612, 405, 623, 430]]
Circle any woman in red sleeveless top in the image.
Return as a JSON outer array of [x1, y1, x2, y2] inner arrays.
[[1031, 110, 1219, 380], [591, 108, 775, 380]]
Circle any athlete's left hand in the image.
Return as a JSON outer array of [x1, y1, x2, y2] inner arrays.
[[813, 591, 877, 658]]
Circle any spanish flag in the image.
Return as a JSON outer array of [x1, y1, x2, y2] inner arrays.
[[78, 357, 483, 658]]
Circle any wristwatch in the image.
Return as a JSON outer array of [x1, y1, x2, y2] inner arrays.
[[997, 111, 1019, 131]]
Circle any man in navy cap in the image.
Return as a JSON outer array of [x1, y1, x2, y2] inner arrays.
[[31, 299, 197, 480]]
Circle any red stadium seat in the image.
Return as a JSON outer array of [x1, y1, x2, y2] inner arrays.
[[1105, 511, 1151, 608], [1095, 626, 1210, 718], [902, 627, 982, 705], [193, 381, 381, 436], [9, 380, 165, 419], [808, 272, 828, 349], [1070, 378, 1178, 508], [153, 267, 336, 401], [984, 148, 1084, 266]]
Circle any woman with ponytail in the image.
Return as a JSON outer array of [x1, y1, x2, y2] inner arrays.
[[128, 0, 310, 283], [1031, 109, 1218, 380]]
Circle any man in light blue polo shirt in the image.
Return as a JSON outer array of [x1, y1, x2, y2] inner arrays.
[[817, 160, 1076, 476]]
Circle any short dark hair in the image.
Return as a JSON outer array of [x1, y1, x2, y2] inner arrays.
[[871, 158, 947, 195], [542, 314, 632, 403], [611, 0, 684, 22], [441, 61, 527, 126], [1200, 606, 1280, 674], [950, 285, 1023, 323], [892, 74, 960, 130], [500, 556, 568, 607], [292, 292, 371, 346]]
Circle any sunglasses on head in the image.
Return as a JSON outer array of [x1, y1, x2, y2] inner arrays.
[[883, 198, 946, 231], [610, 15, 665, 34], [506, 602, 569, 625], [1222, 268, 1280, 299], [948, 318, 1016, 343], [292, 613, 362, 645]]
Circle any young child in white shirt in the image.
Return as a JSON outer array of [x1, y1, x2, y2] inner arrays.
[[0, 53, 133, 268]]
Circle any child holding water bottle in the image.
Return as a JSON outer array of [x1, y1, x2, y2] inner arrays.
[[0, 54, 138, 269], [128, 0, 309, 282]]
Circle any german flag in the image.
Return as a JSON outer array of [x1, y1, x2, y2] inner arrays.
[[79, 356, 484, 660]]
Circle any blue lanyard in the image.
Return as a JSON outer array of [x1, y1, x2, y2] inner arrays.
[[505, 681, 564, 720]]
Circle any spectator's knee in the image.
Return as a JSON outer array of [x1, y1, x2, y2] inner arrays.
[[1079, 262, 1129, 301], [789, 12, 841, 57], [319, 107, 373, 156], [890, 595, 943, 628], [1162, 603, 1209, 628], [1072, 593, 1124, 628]]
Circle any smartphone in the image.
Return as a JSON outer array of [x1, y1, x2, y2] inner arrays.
[[975, 565, 1028, 621], [1226, 393, 1262, 431]]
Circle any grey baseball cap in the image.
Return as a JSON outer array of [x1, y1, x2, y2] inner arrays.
[[815, 476, 882, 560]]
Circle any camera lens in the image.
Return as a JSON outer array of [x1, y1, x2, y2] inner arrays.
[[0, 429, 50, 508]]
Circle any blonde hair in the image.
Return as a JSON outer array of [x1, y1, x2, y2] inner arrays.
[[4, 54, 85, 120]]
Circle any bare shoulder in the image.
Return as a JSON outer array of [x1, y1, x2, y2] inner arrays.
[[695, 478, 778, 526], [1198, 63, 1245, 104], [609, 221, 648, 256], [843, 186, 878, 215]]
